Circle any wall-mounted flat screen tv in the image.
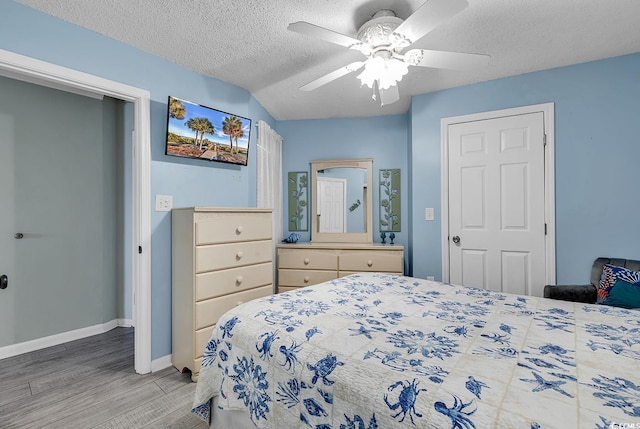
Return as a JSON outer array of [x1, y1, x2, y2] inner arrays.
[[165, 96, 252, 166]]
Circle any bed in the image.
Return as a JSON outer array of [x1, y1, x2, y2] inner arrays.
[[192, 273, 640, 428]]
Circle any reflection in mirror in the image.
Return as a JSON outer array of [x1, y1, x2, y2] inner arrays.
[[311, 159, 373, 243], [317, 167, 367, 233]]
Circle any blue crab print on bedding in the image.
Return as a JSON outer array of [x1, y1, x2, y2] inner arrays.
[[384, 379, 427, 424], [191, 272, 640, 428], [256, 331, 279, 360]]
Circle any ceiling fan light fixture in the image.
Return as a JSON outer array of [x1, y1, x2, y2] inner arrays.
[[357, 56, 408, 90]]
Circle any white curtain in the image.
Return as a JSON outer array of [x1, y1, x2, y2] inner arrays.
[[256, 120, 283, 249]]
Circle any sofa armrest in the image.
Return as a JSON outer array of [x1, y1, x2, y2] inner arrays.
[[543, 284, 597, 304]]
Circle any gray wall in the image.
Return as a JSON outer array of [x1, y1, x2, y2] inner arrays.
[[0, 76, 128, 345]]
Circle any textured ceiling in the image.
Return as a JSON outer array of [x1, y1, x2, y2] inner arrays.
[[15, 0, 640, 120]]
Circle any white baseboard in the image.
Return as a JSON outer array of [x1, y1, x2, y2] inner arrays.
[[151, 354, 173, 372], [0, 319, 129, 360], [117, 318, 134, 328]]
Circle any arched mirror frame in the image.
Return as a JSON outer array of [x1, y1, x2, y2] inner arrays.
[[311, 158, 373, 243]]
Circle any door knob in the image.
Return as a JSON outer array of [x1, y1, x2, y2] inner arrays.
[[452, 235, 461, 244], [15, 233, 23, 239], [0, 275, 7, 290]]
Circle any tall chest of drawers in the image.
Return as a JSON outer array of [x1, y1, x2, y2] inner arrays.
[[172, 207, 273, 381], [277, 243, 404, 293]]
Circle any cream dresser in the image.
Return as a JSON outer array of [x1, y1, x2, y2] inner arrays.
[[172, 207, 273, 381], [277, 243, 404, 293]]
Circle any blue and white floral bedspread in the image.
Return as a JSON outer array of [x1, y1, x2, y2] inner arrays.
[[192, 273, 640, 428]]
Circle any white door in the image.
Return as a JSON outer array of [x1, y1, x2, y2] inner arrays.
[[317, 177, 346, 233], [448, 112, 546, 296]]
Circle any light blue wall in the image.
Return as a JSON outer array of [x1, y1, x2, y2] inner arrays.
[[1, 1, 276, 359], [410, 53, 640, 284], [277, 115, 409, 261]]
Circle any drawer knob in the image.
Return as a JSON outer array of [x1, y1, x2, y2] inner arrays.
[[367, 260, 373, 267], [303, 258, 310, 265], [304, 276, 310, 283], [236, 226, 244, 234], [236, 251, 244, 259], [236, 276, 244, 285]]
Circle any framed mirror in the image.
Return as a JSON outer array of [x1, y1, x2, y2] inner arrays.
[[311, 158, 373, 243]]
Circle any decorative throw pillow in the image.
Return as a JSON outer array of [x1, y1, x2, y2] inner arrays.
[[597, 264, 640, 304], [602, 279, 640, 309]]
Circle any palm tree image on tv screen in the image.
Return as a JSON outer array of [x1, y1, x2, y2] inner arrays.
[[165, 96, 251, 166]]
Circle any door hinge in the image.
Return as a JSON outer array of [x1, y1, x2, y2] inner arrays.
[[543, 134, 547, 146], [544, 223, 547, 235], [138, 246, 142, 254]]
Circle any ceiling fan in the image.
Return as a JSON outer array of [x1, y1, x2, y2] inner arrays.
[[288, 0, 490, 106]]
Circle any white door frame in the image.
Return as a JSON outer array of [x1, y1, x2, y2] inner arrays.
[[440, 103, 556, 287], [0, 49, 152, 374]]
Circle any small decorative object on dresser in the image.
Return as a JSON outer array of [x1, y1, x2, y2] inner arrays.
[[171, 207, 273, 381], [281, 232, 301, 243]]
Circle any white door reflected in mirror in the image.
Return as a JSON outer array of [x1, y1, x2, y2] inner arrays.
[[317, 177, 346, 233]]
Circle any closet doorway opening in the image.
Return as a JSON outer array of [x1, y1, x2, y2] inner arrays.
[[0, 49, 151, 374]]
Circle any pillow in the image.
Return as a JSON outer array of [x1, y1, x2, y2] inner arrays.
[[602, 279, 640, 309], [597, 264, 640, 304]]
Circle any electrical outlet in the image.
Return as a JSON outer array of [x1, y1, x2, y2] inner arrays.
[[155, 195, 173, 212], [425, 208, 435, 221]]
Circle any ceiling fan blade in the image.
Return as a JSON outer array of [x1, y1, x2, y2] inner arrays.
[[288, 21, 366, 52], [379, 84, 400, 106], [393, 0, 468, 46], [300, 61, 365, 91], [404, 49, 490, 70]]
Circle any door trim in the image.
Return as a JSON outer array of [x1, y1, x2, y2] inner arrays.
[[0, 49, 152, 374], [440, 103, 556, 288]]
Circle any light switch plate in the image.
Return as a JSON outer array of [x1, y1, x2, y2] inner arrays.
[[425, 207, 435, 221], [155, 195, 173, 212]]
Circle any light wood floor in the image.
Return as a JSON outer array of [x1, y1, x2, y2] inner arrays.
[[0, 327, 208, 429]]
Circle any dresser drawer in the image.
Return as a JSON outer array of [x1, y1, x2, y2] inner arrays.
[[278, 269, 338, 287], [196, 262, 273, 301], [196, 240, 272, 273], [278, 248, 337, 270], [195, 325, 215, 359], [195, 285, 272, 329], [195, 212, 271, 245], [339, 250, 404, 272]]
